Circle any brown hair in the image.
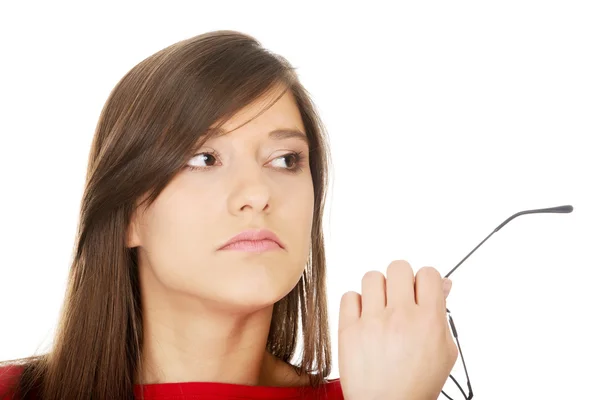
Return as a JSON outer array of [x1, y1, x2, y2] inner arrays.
[[1, 30, 332, 399]]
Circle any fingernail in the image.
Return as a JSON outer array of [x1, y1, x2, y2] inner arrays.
[[442, 278, 452, 298]]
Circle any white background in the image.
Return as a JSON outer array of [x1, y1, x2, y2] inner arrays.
[[0, 2, 598, 399]]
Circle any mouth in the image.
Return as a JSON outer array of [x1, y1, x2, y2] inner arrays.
[[218, 228, 284, 252], [219, 239, 282, 252]]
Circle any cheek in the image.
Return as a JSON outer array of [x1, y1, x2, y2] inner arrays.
[[280, 179, 314, 259], [140, 194, 218, 289], [297, 178, 315, 230], [136, 175, 315, 304], [149, 194, 214, 246]]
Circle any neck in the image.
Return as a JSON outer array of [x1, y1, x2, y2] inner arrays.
[[138, 270, 278, 386]]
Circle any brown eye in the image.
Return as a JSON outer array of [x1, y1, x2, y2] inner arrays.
[[271, 153, 299, 169], [189, 152, 217, 168]]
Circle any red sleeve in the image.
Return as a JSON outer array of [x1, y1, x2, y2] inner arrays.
[[0, 365, 24, 400]]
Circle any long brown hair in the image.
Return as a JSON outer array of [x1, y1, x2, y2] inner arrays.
[[1, 30, 332, 399]]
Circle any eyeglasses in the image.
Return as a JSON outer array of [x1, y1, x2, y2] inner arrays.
[[440, 205, 574, 400]]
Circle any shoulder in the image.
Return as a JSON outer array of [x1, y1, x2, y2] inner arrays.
[[0, 364, 24, 399], [318, 378, 344, 399]]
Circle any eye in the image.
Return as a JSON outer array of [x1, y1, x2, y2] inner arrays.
[[185, 150, 306, 173], [187, 151, 218, 170], [271, 153, 298, 169], [270, 151, 305, 173]]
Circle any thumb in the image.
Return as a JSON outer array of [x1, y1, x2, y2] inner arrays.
[[442, 278, 452, 299]]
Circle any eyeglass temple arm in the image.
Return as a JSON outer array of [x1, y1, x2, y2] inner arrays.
[[447, 310, 473, 399], [444, 205, 573, 278]]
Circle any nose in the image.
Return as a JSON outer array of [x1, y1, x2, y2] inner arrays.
[[227, 163, 271, 215]]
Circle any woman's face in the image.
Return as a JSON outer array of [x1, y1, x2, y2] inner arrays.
[[128, 87, 314, 310]]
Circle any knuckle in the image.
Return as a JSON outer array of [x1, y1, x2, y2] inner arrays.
[[387, 260, 413, 276], [421, 309, 442, 329], [364, 317, 386, 335], [388, 308, 410, 329], [362, 270, 385, 284], [416, 266, 442, 281], [340, 290, 360, 303]]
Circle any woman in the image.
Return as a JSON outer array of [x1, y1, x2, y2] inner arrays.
[[0, 30, 456, 400]]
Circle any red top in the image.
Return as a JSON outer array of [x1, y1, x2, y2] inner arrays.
[[0, 365, 344, 400]]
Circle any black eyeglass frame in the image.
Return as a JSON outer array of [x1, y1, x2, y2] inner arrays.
[[440, 205, 573, 400]]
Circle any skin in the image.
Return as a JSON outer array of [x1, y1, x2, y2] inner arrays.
[[127, 84, 314, 386], [127, 83, 456, 394], [339, 262, 457, 400]]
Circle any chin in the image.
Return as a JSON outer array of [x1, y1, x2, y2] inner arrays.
[[210, 269, 301, 309], [229, 280, 294, 306]]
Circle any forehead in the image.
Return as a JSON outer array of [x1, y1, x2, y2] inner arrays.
[[214, 88, 306, 137]]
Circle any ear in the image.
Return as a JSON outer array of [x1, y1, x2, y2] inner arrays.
[[126, 209, 142, 248]]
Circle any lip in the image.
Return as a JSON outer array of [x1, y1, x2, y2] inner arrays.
[[218, 228, 284, 251]]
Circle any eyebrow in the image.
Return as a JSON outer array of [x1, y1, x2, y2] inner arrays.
[[210, 127, 309, 145], [268, 128, 309, 145]]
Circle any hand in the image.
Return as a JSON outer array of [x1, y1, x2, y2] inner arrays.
[[338, 260, 458, 400]]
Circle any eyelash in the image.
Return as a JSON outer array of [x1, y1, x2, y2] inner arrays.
[[185, 150, 307, 174]]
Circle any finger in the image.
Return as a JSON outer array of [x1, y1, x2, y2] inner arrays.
[[414, 266, 444, 311], [339, 291, 361, 333], [385, 260, 416, 308], [442, 278, 452, 299], [360, 270, 386, 317], [445, 312, 460, 365]]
